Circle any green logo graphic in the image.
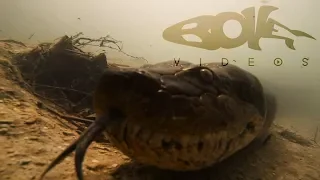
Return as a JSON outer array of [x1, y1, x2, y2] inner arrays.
[[163, 6, 316, 51]]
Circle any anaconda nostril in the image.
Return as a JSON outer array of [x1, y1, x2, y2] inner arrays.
[[245, 122, 255, 133]]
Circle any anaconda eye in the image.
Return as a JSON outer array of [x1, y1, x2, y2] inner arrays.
[[200, 68, 213, 82]]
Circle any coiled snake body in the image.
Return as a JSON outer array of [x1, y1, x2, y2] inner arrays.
[[39, 60, 277, 180]]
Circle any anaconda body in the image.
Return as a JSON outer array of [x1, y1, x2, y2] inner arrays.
[[39, 60, 277, 180]]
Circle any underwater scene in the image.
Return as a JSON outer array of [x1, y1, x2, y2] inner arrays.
[[0, 0, 319, 179]]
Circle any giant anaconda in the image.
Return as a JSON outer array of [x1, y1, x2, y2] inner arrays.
[[39, 60, 277, 180]]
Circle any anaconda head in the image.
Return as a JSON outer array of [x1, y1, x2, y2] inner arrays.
[[93, 61, 266, 170], [39, 61, 270, 180]]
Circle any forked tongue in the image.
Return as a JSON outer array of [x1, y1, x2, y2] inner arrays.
[[38, 108, 125, 180]]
